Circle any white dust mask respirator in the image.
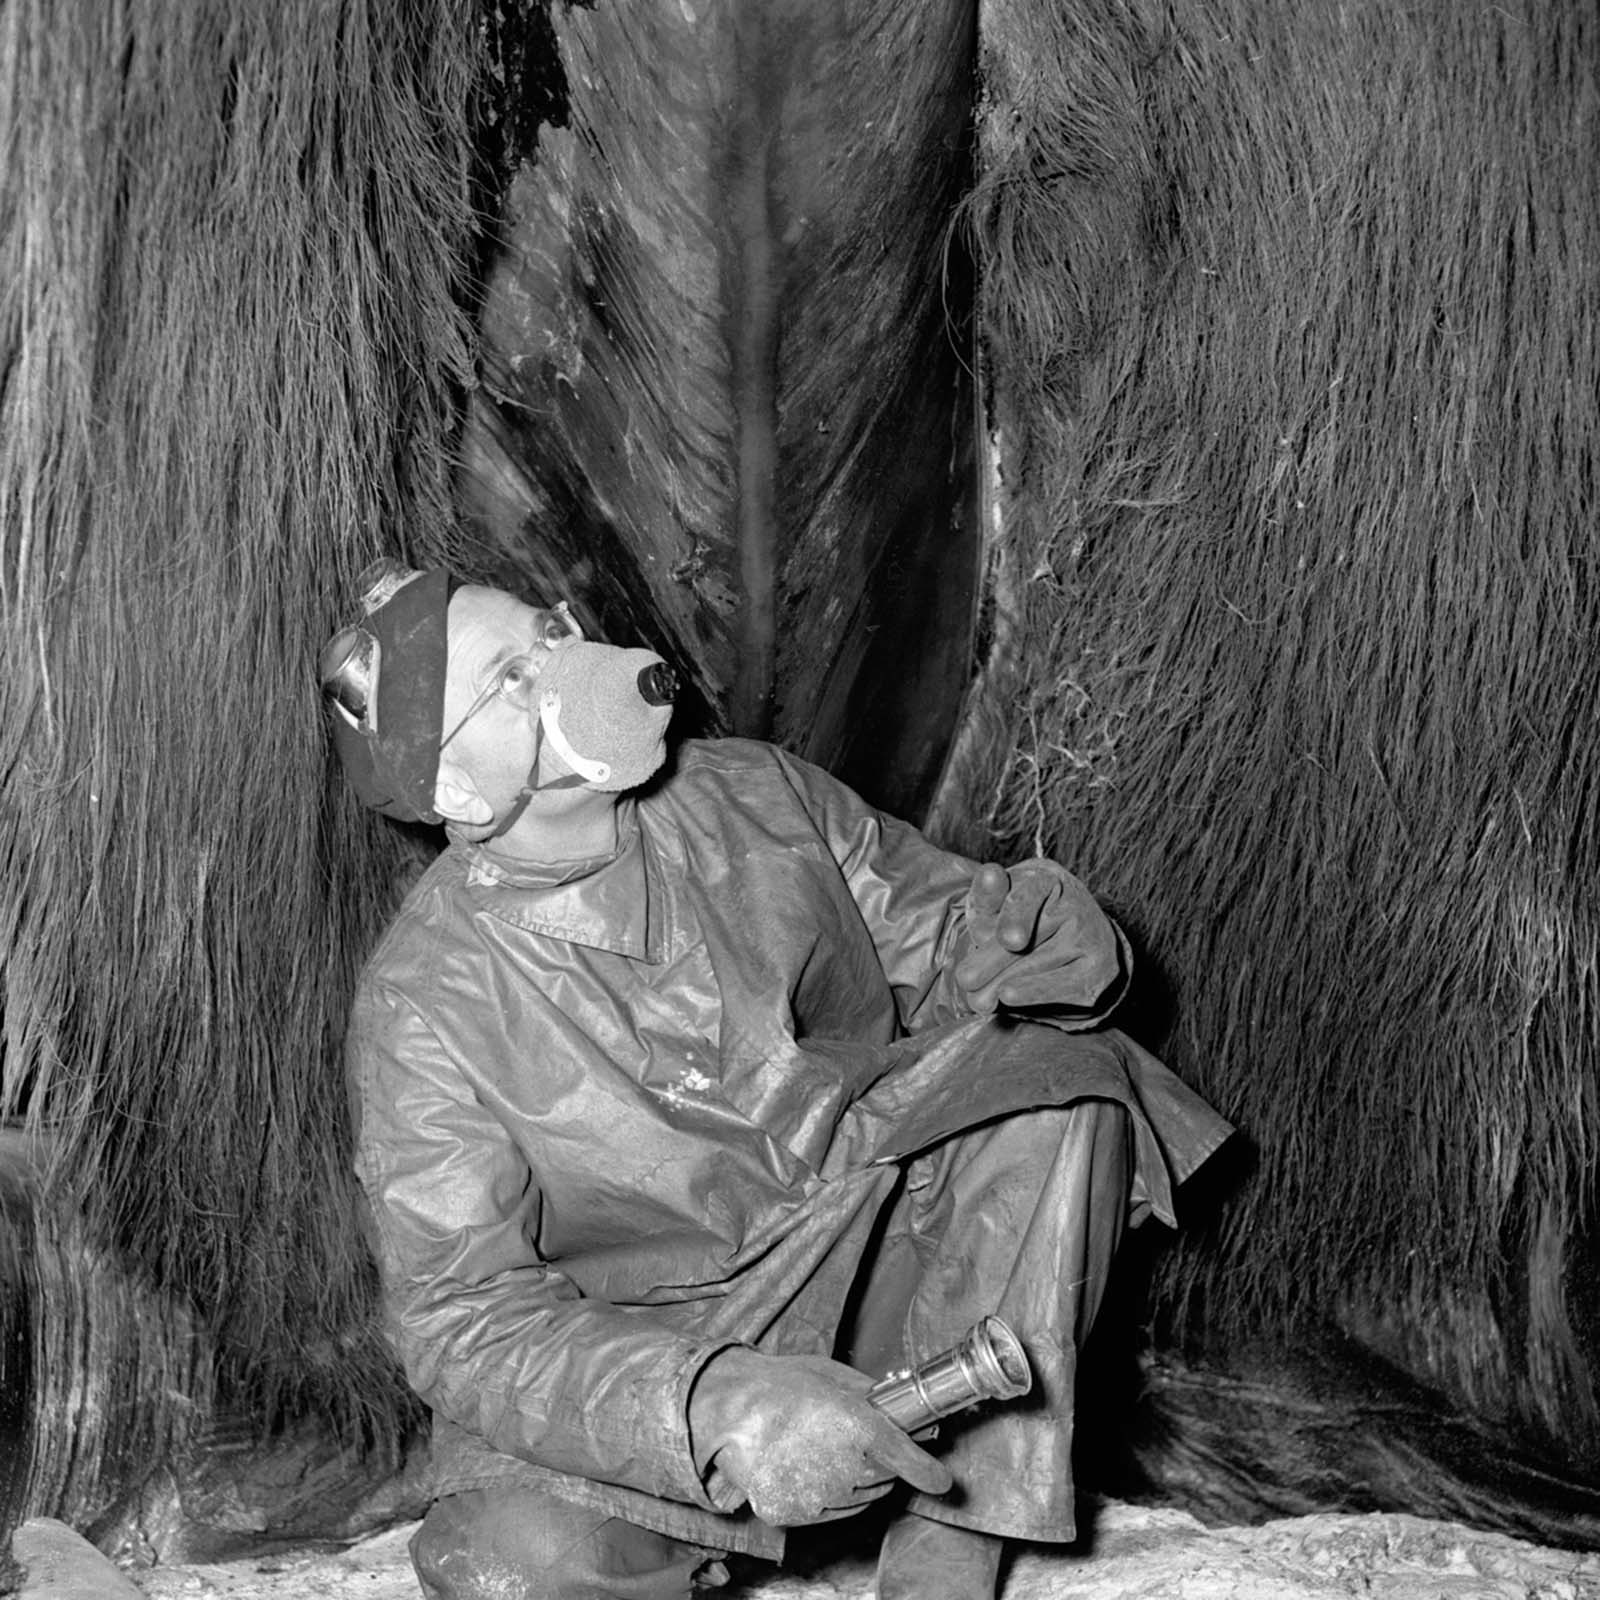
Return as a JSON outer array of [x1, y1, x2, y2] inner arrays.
[[533, 640, 678, 794]]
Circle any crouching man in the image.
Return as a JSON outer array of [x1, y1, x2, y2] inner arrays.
[[319, 564, 1230, 1600]]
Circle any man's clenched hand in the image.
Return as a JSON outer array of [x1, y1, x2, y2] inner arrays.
[[688, 1349, 953, 1527], [954, 861, 1123, 1015]]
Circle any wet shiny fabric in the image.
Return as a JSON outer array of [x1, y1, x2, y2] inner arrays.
[[875, 1514, 1003, 1600], [844, 1099, 1130, 1541], [410, 1485, 729, 1599], [347, 739, 1233, 1563]]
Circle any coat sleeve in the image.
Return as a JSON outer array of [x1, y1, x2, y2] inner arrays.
[[346, 979, 741, 1512], [766, 747, 1128, 1032]]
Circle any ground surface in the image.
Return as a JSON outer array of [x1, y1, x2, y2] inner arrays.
[[118, 1502, 1600, 1600]]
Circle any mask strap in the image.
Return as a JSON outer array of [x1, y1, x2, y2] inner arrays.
[[537, 688, 613, 785], [485, 716, 585, 840]]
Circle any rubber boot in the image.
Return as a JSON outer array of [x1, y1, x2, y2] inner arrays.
[[876, 1513, 1003, 1600]]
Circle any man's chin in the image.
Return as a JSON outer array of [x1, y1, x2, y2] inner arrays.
[[443, 814, 503, 845]]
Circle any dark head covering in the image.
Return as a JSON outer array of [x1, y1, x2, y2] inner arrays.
[[319, 561, 457, 822]]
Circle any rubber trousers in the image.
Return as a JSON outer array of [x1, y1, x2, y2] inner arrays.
[[408, 1098, 1130, 1597]]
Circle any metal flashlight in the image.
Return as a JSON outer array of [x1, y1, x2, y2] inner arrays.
[[866, 1315, 1032, 1432]]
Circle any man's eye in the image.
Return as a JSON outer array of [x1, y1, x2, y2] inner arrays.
[[541, 603, 583, 647], [499, 660, 534, 694]]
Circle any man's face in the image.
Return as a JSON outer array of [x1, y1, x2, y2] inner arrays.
[[440, 586, 579, 808]]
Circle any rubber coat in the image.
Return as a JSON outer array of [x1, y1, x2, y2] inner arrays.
[[346, 739, 1230, 1557]]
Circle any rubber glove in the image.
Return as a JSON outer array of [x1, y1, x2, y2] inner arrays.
[[688, 1349, 953, 1527], [954, 860, 1123, 1014]]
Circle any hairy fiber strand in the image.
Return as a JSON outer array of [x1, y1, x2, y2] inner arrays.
[[950, 0, 1600, 1460], [0, 0, 485, 1433]]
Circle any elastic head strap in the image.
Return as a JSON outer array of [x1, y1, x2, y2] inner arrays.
[[484, 717, 586, 839]]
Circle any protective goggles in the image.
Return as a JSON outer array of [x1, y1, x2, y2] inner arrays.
[[318, 561, 583, 745], [318, 560, 442, 735], [318, 561, 457, 821]]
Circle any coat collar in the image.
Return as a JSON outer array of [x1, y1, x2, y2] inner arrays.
[[452, 799, 662, 961]]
